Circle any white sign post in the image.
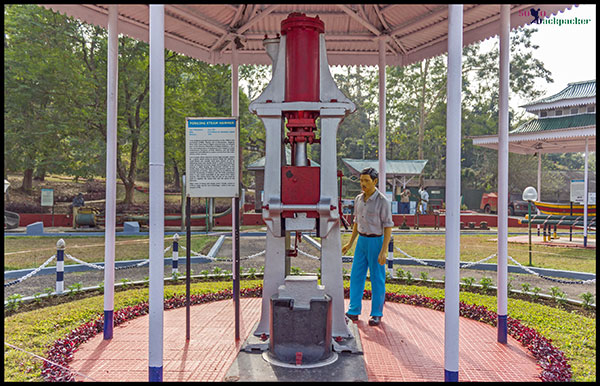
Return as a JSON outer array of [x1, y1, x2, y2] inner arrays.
[[570, 179, 585, 204], [41, 188, 54, 227], [184, 117, 239, 339]]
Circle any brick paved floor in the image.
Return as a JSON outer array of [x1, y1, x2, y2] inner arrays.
[[69, 298, 540, 382]]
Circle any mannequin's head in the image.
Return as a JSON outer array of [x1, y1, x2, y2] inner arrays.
[[359, 168, 378, 196]]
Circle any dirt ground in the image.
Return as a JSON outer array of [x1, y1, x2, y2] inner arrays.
[[4, 236, 595, 305]]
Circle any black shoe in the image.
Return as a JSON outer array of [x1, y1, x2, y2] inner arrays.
[[368, 316, 382, 326], [345, 312, 359, 321]]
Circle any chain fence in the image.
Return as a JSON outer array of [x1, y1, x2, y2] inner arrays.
[[5, 236, 595, 290], [395, 245, 595, 285]]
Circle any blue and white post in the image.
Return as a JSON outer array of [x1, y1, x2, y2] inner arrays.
[[172, 233, 180, 275], [148, 4, 165, 382], [56, 239, 65, 294], [387, 238, 394, 279], [496, 4, 510, 345], [444, 4, 462, 382]]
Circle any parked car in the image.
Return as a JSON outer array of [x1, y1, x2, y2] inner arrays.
[[480, 192, 536, 216]]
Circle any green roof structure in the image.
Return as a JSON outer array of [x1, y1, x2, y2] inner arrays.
[[521, 80, 596, 108], [470, 79, 596, 155], [509, 113, 595, 134]]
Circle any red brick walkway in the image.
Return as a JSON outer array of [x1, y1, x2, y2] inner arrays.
[[69, 298, 540, 382]]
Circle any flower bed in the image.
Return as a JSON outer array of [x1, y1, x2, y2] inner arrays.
[[42, 286, 571, 382]]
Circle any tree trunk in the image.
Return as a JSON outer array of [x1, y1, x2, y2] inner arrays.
[[34, 167, 45, 181], [173, 162, 181, 190], [21, 169, 33, 192], [123, 180, 135, 207]]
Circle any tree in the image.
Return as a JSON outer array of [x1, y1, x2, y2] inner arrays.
[[4, 4, 97, 190]]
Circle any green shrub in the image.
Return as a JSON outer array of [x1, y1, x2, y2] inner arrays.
[[579, 292, 594, 309], [404, 270, 414, 284], [479, 277, 493, 293], [395, 268, 406, 279], [461, 277, 475, 291], [6, 294, 23, 312], [531, 286, 541, 300], [67, 282, 83, 296], [290, 266, 303, 275], [119, 278, 131, 289], [521, 282, 531, 293], [420, 271, 429, 282]]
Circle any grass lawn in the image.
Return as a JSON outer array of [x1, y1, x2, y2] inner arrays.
[[3, 235, 219, 271], [3, 280, 595, 382], [4, 227, 596, 273]]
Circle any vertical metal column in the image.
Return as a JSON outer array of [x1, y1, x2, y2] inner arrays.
[[497, 4, 510, 345], [444, 4, 462, 382], [583, 138, 589, 247], [231, 43, 241, 341], [537, 152, 542, 201], [378, 37, 387, 193], [103, 4, 118, 341], [148, 4, 165, 382], [537, 153, 542, 235]]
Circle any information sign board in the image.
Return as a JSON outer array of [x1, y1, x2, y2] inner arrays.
[[570, 179, 585, 203], [185, 117, 239, 198], [41, 188, 54, 207], [570, 179, 596, 205]]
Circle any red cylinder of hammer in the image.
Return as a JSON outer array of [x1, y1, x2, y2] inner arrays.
[[281, 13, 324, 102]]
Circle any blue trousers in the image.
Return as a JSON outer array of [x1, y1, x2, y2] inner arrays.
[[347, 235, 386, 317]]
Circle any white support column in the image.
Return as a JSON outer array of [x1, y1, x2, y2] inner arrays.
[[497, 4, 510, 345], [232, 45, 239, 117], [536, 152, 542, 220], [103, 4, 118, 341], [231, 43, 240, 213], [148, 4, 165, 382], [583, 138, 589, 247], [231, 43, 240, 341], [444, 4, 462, 382], [537, 152, 542, 202], [378, 37, 387, 193]]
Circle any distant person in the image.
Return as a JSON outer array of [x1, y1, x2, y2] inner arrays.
[[71, 192, 85, 228], [419, 186, 429, 214], [342, 167, 394, 327], [400, 187, 411, 214]]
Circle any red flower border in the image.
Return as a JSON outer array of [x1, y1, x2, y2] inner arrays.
[[41, 286, 571, 382]]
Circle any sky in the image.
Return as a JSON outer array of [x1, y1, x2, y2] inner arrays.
[[480, 3, 596, 111]]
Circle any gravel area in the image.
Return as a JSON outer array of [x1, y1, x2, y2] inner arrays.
[[4, 236, 595, 303]]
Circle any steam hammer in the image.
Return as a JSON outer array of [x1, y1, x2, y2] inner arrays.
[[249, 12, 356, 349]]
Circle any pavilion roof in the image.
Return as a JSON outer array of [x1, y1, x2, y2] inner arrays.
[[40, 4, 575, 67], [521, 80, 596, 107], [510, 113, 596, 134]]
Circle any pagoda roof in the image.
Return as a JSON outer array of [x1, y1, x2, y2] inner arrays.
[[510, 113, 596, 134], [521, 80, 596, 112]]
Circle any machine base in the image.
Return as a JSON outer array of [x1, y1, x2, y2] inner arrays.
[[224, 322, 367, 382]]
